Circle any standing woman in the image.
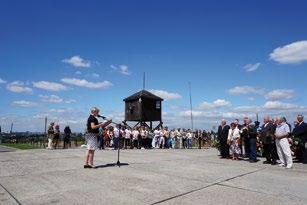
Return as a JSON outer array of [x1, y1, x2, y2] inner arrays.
[[84, 107, 112, 168], [53, 124, 60, 149], [228, 122, 241, 160]]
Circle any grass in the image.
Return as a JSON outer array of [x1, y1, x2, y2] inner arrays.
[[0, 143, 42, 150]]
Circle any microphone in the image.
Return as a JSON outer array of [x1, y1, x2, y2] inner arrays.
[[97, 115, 107, 119]]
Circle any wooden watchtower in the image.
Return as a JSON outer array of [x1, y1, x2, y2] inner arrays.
[[123, 90, 163, 130]]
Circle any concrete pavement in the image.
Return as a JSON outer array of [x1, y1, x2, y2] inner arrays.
[[0, 148, 306, 205]]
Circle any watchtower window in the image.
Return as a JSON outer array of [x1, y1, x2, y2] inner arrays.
[[156, 101, 161, 109]]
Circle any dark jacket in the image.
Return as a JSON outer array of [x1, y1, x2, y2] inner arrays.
[[293, 122, 307, 141], [259, 123, 275, 144], [218, 125, 230, 142], [240, 124, 258, 139]]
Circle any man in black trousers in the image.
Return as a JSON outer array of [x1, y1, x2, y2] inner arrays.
[[218, 119, 230, 158], [292, 114, 307, 163], [260, 116, 277, 165]]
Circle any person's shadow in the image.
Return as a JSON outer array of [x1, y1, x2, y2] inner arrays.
[[94, 163, 129, 169]]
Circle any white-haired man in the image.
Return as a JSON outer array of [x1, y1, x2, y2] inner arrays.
[[275, 117, 293, 169], [217, 119, 230, 158], [293, 114, 307, 163]]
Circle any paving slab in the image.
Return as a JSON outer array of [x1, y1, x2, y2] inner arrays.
[[0, 148, 306, 205], [0, 145, 16, 153]]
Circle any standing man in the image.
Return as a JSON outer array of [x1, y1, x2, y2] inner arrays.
[[292, 114, 307, 163], [217, 119, 230, 158], [260, 116, 277, 164], [53, 124, 60, 149], [113, 124, 122, 150], [47, 122, 55, 149], [240, 117, 258, 162], [63, 126, 72, 149], [275, 117, 293, 168]]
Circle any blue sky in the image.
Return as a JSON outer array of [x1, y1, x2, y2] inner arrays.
[[1, 0, 307, 132]]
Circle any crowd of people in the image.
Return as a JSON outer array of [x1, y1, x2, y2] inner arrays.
[[45, 106, 307, 169], [217, 115, 307, 169], [95, 126, 213, 150], [46, 122, 72, 149]]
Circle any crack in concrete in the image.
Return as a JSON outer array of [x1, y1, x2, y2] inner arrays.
[[150, 167, 266, 205], [217, 182, 306, 202], [0, 183, 22, 205]]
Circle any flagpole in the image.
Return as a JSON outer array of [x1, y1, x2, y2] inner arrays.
[[189, 82, 194, 130]]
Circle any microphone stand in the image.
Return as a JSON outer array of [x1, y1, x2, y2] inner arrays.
[[98, 115, 122, 167], [116, 124, 121, 167]]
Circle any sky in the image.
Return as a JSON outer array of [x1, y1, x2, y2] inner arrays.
[[1, 0, 307, 132]]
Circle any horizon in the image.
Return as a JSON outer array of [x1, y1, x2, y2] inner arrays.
[[1, 0, 307, 132]]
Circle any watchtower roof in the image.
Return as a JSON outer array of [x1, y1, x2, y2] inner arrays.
[[123, 90, 163, 102]]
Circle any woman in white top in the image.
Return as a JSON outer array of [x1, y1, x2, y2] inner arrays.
[[132, 128, 139, 149], [228, 122, 241, 160], [124, 128, 131, 149], [152, 129, 160, 148]]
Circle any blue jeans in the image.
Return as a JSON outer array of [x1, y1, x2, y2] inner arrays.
[[167, 138, 172, 148], [249, 138, 257, 161], [187, 138, 193, 149], [98, 137, 104, 149]]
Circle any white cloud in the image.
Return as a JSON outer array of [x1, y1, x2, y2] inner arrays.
[[7, 81, 33, 94], [227, 85, 265, 95], [39, 95, 63, 103], [49, 108, 68, 113], [233, 105, 262, 113], [263, 101, 300, 110], [12, 100, 37, 107], [65, 99, 77, 104], [75, 71, 82, 75], [32, 81, 67, 91], [198, 99, 231, 109], [0, 78, 6, 84], [179, 110, 245, 119], [110, 64, 131, 75], [62, 55, 91, 68], [179, 110, 206, 117], [85, 73, 100, 78], [110, 64, 117, 70], [265, 89, 295, 101], [270, 40, 307, 64], [148, 89, 182, 100], [243, 63, 261, 72], [119, 65, 131, 75], [61, 78, 113, 89]]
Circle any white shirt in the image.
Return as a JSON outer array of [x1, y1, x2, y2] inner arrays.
[[228, 128, 240, 141], [170, 131, 175, 138], [114, 128, 122, 138], [140, 130, 148, 138], [132, 130, 139, 140], [275, 123, 290, 138], [125, 129, 131, 139], [154, 130, 160, 137]]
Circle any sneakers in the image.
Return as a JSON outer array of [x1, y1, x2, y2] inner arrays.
[[286, 165, 293, 169], [278, 164, 285, 167]]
